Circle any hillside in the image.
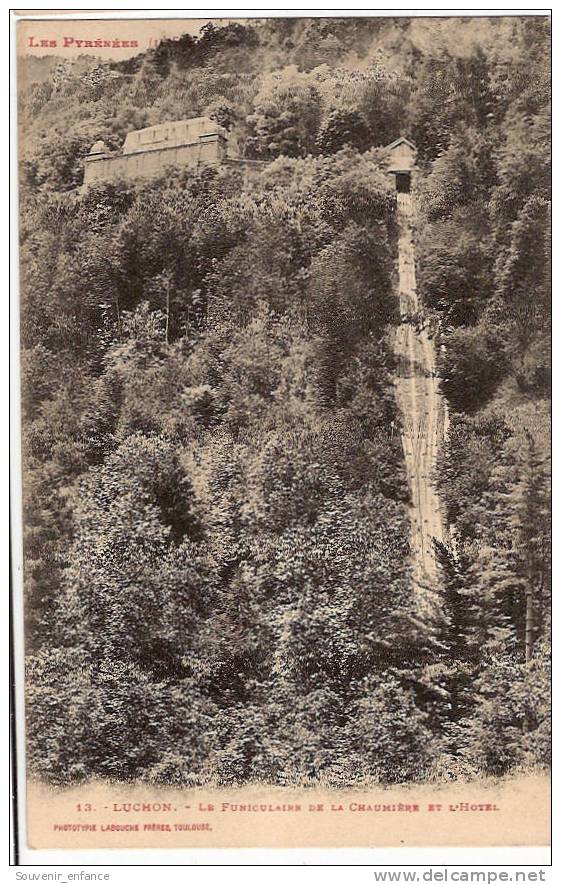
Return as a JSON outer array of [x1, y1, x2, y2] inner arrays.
[[18, 16, 550, 787]]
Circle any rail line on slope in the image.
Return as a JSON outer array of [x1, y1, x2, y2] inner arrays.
[[392, 190, 448, 611]]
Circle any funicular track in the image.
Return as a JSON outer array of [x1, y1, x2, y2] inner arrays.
[[392, 190, 448, 609]]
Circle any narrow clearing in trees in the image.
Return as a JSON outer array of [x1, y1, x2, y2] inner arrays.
[[393, 189, 448, 610]]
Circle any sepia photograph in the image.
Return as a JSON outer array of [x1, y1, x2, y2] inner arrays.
[[12, 10, 551, 854]]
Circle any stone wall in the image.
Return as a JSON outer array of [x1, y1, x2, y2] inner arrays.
[[83, 133, 227, 186]]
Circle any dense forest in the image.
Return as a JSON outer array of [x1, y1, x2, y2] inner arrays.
[[18, 16, 550, 786]]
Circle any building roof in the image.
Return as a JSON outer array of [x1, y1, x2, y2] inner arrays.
[[130, 116, 215, 138], [123, 117, 227, 156], [89, 140, 108, 155], [385, 137, 417, 152]]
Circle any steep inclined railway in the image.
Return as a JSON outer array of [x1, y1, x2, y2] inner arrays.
[[393, 190, 447, 607]]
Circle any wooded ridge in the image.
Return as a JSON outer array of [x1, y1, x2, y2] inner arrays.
[[19, 16, 550, 787]]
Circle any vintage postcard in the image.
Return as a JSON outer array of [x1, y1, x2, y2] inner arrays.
[[12, 10, 551, 854]]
